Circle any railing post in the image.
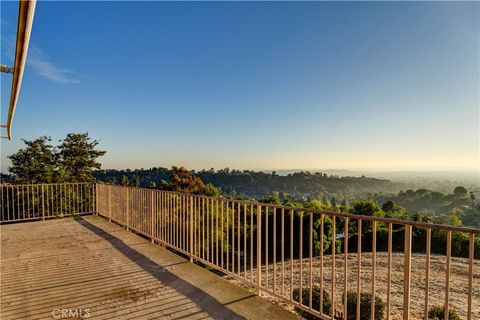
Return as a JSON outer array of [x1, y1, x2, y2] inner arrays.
[[189, 195, 194, 263], [403, 225, 412, 320], [41, 184, 45, 221]]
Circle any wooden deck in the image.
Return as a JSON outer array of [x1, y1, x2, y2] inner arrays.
[[0, 215, 299, 320]]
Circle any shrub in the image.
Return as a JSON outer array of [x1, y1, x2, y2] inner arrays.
[[344, 291, 385, 320], [428, 305, 461, 320], [292, 286, 331, 319]]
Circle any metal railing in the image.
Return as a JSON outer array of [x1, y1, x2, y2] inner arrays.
[[0, 183, 95, 223], [95, 184, 479, 320]]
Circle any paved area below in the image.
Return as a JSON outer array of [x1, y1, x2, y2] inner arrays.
[[0, 215, 299, 320]]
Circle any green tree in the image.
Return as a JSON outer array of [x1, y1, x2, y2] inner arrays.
[[148, 181, 157, 189], [58, 133, 106, 182], [160, 179, 170, 189], [350, 199, 384, 217], [453, 186, 468, 197], [470, 191, 476, 204], [330, 197, 337, 209], [169, 166, 205, 194], [381, 200, 395, 212], [204, 183, 221, 197], [447, 209, 463, 226], [8, 136, 59, 183], [120, 175, 130, 186], [132, 176, 140, 187], [381, 200, 407, 219]]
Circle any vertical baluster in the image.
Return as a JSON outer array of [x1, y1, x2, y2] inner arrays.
[[290, 209, 294, 300], [208, 198, 211, 262], [265, 206, 269, 289], [226, 201, 229, 271], [221, 199, 224, 269], [191, 196, 197, 258], [171, 192, 174, 245], [165, 193, 172, 245], [78, 184, 82, 214], [216, 200, 220, 266], [126, 188, 130, 231], [54, 184, 58, 217], [17, 186, 20, 220], [250, 204, 254, 281], [331, 216, 336, 320], [244, 203, 247, 278], [41, 185, 45, 221], [424, 227, 431, 320], [189, 195, 194, 262], [203, 197, 206, 260], [197, 197, 201, 257], [281, 208, 285, 297], [238, 202, 241, 275], [299, 211, 303, 305], [6, 186, 10, 221], [54, 184, 57, 216], [231, 202, 235, 273], [274, 207, 277, 293], [108, 185, 112, 222], [445, 230, 452, 320], [27, 185, 31, 219], [320, 214, 324, 314], [161, 191, 164, 241], [371, 221, 377, 320], [61, 184, 64, 217], [22, 186, 25, 220], [403, 224, 412, 320], [344, 217, 349, 319], [309, 212, 313, 310], [387, 223, 393, 320], [92, 183, 95, 216], [357, 219, 362, 320], [151, 190, 154, 243], [180, 195, 183, 250], [172, 193, 178, 248], [1, 186, 4, 223], [206, 197, 209, 260], [467, 233, 474, 320], [211, 199, 214, 262], [184, 195, 187, 251], [257, 205, 262, 289]]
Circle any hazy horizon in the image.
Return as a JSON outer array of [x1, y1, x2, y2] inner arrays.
[[1, 2, 479, 174]]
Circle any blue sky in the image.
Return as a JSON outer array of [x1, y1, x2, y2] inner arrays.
[[1, 1, 479, 172]]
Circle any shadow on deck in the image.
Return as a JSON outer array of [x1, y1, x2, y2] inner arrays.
[[0, 215, 298, 320]]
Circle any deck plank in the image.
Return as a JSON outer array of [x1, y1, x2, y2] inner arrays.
[[1, 215, 299, 320]]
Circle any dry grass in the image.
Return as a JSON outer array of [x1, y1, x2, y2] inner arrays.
[[223, 252, 479, 319]]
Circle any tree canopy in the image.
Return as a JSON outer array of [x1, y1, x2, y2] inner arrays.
[[7, 133, 105, 183], [8, 136, 58, 184], [58, 133, 106, 182]]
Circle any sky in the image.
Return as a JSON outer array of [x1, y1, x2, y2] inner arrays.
[[1, 1, 479, 173]]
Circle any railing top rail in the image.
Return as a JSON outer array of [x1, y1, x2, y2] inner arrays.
[[1, 182, 94, 187], [99, 183, 480, 235]]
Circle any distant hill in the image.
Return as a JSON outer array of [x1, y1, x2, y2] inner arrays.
[[93, 167, 405, 198]]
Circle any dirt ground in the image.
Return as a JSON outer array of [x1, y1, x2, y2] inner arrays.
[[224, 252, 479, 319]]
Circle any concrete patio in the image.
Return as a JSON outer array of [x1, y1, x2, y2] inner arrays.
[[0, 215, 299, 320]]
